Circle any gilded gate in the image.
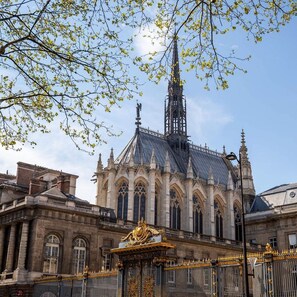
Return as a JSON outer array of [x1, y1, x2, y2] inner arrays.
[[111, 219, 175, 297]]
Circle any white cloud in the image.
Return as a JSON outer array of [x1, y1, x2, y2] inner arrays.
[[187, 96, 233, 147], [134, 24, 166, 58]]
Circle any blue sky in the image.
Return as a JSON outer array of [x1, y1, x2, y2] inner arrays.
[[1, 17, 296, 203]]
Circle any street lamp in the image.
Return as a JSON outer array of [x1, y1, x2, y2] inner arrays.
[[225, 151, 249, 297]]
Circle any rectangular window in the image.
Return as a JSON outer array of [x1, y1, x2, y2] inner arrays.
[[167, 261, 176, 284], [102, 253, 112, 271], [289, 234, 297, 249], [269, 236, 277, 249], [187, 268, 192, 285], [203, 268, 210, 287]]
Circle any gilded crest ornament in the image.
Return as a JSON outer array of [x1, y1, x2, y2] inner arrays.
[[121, 219, 163, 246]]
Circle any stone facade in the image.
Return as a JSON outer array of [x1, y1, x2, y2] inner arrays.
[[0, 162, 260, 297], [0, 38, 260, 297], [246, 183, 297, 251]]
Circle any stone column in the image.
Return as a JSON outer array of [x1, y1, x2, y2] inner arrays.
[[5, 224, 16, 272], [17, 221, 29, 269], [0, 226, 4, 272]]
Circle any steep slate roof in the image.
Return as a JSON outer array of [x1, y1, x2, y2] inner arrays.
[[250, 195, 271, 212], [116, 127, 233, 187]]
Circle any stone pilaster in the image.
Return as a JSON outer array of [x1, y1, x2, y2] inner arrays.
[[106, 149, 116, 210], [185, 179, 193, 232], [106, 169, 116, 210], [185, 158, 193, 232], [207, 170, 215, 237], [0, 226, 4, 271], [162, 152, 171, 228], [227, 171, 235, 239], [127, 162, 135, 221], [5, 224, 16, 272], [148, 150, 156, 225], [148, 170, 156, 225], [96, 153, 105, 206]]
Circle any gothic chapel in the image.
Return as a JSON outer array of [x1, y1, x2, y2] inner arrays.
[[95, 37, 255, 243]]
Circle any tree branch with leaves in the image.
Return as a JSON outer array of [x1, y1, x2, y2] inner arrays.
[[0, 0, 296, 153]]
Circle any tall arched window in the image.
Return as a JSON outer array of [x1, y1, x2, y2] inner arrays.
[[43, 234, 60, 274], [72, 238, 87, 274], [214, 201, 223, 239], [193, 194, 203, 234], [117, 182, 128, 220], [133, 182, 146, 222], [170, 189, 181, 230], [234, 205, 242, 241]]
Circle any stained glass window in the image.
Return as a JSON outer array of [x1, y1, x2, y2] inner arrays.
[[133, 182, 146, 222], [193, 194, 203, 234], [117, 182, 128, 220], [170, 189, 181, 230]]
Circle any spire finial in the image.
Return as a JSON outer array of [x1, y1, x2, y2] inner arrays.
[[108, 148, 115, 169], [170, 33, 181, 87], [97, 153, 103, 172], [135, 101, 142, 132], [241, 129, 246, 147]]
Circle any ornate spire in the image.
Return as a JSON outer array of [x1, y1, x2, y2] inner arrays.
[[108, 148, 115, 169], [239, 129, 249, 166], [135, 102, 142, 132], [169, 34, 182, 93], [164, 34, 188, 155], [97, 153, 103, 173], [238, 129, 255, 211]]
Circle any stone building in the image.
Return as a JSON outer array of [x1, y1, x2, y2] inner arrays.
[[0, 38, 259, 296], [246, 182, 297, 251], [94, 37, 256, 242]]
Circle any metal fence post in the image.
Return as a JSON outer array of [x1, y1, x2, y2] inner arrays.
[[211, 260, 219, 297]]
